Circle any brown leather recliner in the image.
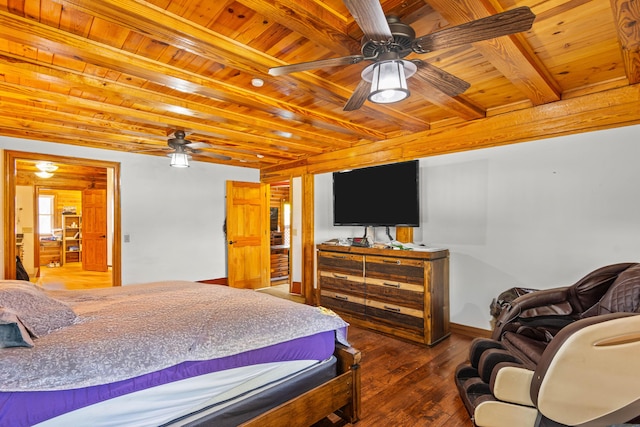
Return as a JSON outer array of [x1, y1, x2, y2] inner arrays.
[[455, 263, 640, 426]]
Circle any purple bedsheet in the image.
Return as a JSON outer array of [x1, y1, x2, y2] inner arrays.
[[0, 330, 336, 427]]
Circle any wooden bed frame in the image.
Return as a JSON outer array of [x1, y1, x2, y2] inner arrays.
[[241, 344, 361, 426]]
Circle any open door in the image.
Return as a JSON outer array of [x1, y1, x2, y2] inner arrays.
[[226, 181, 269, 289], [82, 189, 108, 272]]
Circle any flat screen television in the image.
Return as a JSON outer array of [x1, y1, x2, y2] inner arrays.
[[333, 160, 420, 227]]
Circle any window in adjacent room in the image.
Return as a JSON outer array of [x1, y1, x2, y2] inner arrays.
[[38, 195, 55, 235], [283, 202, 291, 246]]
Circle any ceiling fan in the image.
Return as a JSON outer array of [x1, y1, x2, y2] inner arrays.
[[137, 130, 232, 167], [268, 0, 536, 111], [167, 130, 232, 167]]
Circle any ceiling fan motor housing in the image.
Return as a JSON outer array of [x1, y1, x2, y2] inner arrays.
[[361, 16, 416, 59], [168, 130, 190, 149]]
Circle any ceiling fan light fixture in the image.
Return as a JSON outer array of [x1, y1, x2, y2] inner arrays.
[[169, 146, 190, 168], [363, 60, 416, 104]]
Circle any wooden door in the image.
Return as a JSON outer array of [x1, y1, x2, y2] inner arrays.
[[226, 181, 269, 289], [82, 189, 108, 272]]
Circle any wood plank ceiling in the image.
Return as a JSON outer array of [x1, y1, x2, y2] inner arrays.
[[0, 0, 638, 181]]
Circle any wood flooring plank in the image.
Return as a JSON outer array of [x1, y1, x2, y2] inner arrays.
[[340, 326, 475, 427]]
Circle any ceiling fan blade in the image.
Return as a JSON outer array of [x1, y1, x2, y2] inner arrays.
[[343, 79, 372, 111], [184, 141, 211, 149], [412, 6, 536, 54], [193, 151, 232, 161], [343, 0, 393, 42], [269, 55, 364, 76], [411, 60, 470, 97]]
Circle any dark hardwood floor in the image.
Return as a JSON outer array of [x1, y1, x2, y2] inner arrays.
[[332, 326, 475, 427]]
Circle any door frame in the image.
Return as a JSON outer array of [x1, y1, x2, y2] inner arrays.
[[4, 150, 121, 286]]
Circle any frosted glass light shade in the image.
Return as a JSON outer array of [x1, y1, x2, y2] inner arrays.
[[368, 60, 409, 104], [170, 152, 190, 168]]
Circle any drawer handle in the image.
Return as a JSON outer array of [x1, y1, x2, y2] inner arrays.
[[382, 282, 400, 288], [383, 305, 401, 313], [335, 295, 348, 301], [332, 273, 348, 279], [382, 259, 401, 264]]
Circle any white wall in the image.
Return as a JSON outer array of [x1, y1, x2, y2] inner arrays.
[[0, 136, 258, 285], [291, 177, 302, 282], [315, 124, 640, 330]]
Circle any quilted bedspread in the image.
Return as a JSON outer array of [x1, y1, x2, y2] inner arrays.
[[0, 281, 348, 391]]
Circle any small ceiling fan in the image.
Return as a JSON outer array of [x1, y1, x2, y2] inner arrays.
[[137, 130, 231, 167], [268, 0, 535, 111]]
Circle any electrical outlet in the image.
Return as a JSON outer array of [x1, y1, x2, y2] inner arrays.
[[124, 234, 131, 243]]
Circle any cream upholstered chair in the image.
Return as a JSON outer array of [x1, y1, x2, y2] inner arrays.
[[456, 263, 640, 427], [473, 312, 640, 427]]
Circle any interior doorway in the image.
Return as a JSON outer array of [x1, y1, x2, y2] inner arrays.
[[260, 180, 305, 303], [4, 150, 121, 287]]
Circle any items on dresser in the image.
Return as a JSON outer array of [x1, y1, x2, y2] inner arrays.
[[317, 244, 450, 346]]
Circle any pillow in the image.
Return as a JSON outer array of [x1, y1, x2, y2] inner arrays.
[[0, 280, 77, 337], [0, 307, 34, 348]]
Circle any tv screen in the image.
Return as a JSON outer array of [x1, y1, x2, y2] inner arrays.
[[333, 160, 420, 227]]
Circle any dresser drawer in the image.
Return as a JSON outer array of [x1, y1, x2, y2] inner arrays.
[[365, 299, 424, 330], [320, 290, 366, 316], [365, 255, 424, 285], [317, 244, 449, 346], [318, 252, 363, 276], [365, 277, 424, 311], [318, 271, 365, 296]]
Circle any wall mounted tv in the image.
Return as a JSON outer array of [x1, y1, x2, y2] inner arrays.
[[333, 160, 420, 227]]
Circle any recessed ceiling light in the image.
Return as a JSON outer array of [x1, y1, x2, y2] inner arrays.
[[256, 154, 264, 158], [251, 78, 264, 87]]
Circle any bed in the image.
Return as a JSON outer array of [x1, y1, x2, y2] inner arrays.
[[0, 280, 361, 426]]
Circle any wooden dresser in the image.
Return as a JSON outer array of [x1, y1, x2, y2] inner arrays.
[[317, 244, 450, 346], [270, 231, 289, 282]]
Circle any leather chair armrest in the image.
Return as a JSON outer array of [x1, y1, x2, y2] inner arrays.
[[492, 287, 572, 339]]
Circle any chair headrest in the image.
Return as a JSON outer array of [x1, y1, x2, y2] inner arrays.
[[582, 264, 640, 316], [570, 262, 639, 313]]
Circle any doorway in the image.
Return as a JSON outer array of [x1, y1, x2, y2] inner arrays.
[[261, 180, 304, 302], [4, 150, 121, 287]]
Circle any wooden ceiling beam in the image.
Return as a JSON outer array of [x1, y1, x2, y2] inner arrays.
[[610, 0, 640, 84], [0, 9, 390, 141], [0, 52, 353, 150], [236, 0, 359, 54], [0, 81, 320, 159], [0, 98, 283, 164], [425, 0, 561, 105], [55, 0, 431, 132], [2, 124, 265, 167], [58, 0, 270, 75]]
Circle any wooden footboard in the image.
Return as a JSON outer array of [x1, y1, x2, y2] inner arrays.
[[240, 344, 361, 427]]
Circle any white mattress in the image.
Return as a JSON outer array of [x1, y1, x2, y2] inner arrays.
[[35, 359, 322, 427]]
